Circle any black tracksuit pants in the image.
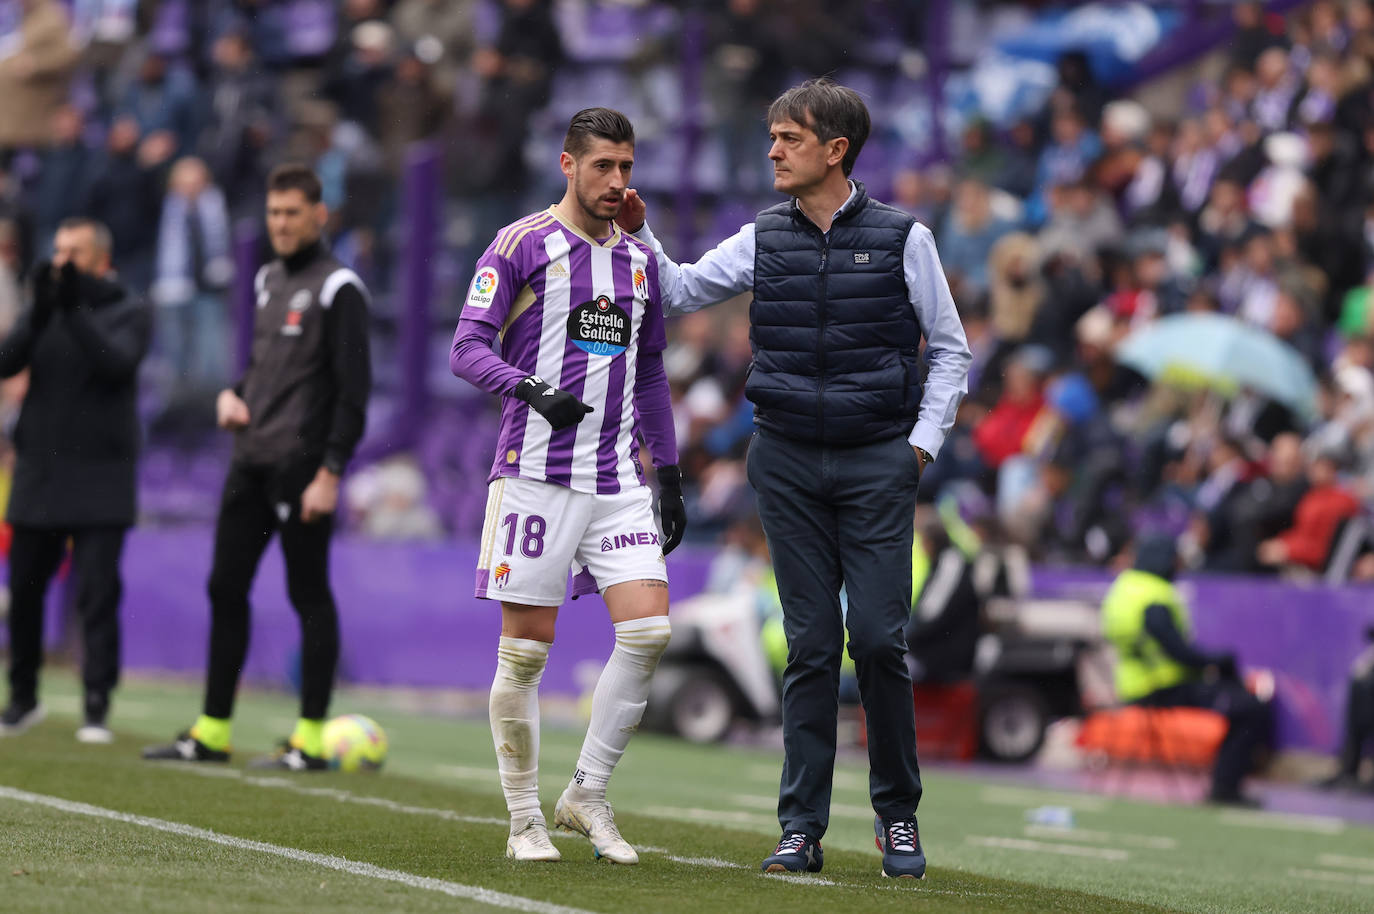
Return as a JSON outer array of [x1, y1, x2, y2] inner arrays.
[[746, 429, 924, 838], [6, 525, 127, 721], [203, 459, 338, 721]]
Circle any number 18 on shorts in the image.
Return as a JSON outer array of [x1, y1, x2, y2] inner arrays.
[[475, 477, 669, 605]]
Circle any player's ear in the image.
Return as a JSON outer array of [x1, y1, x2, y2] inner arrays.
[[559, 151, 576, 179], [313, 201, 329, 229]]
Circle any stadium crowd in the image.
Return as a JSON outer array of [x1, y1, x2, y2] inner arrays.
[[0, 0, 1372, 583]]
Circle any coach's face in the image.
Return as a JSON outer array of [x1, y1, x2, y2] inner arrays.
[[52, 225, 109, 277], [562, 139, 634, 225], [768, 116, 847, 197], [266, 188, 327, 258]]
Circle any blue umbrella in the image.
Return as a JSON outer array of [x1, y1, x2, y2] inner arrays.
[[1115, 313, 1320, 421]]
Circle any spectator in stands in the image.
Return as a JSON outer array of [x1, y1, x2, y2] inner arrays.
[[198, 29, 277, 221], [905, 516, 980, 684], [0, 218, 151, 743], [114, 49, 201, 155], [31, 105, 95, 254], [390, 0, 477, 97], [1258, 445, 1362, 572], [1101, 535, 1271, 805], [973, 346, 1049, 472], [0, 0, 78, 157], [151, 156, 233, 397], [940, 178, 1014, 305], [1206, 431, 1309, 573], [85, 116, 172, 294]]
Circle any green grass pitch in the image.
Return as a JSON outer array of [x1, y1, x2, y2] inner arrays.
[[1, 671, 1372, 913]]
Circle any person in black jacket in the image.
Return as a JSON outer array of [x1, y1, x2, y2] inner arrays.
[[143, 164, 371, 771], [0, 217, 151, 743]]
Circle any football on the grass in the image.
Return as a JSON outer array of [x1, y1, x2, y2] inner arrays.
[[323, 714, 388, 772]]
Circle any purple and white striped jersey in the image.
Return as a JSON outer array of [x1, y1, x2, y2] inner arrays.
[[460, 207, 667, 494]]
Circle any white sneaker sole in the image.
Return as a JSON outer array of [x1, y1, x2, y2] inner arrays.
[[76, 726, 114, 744]]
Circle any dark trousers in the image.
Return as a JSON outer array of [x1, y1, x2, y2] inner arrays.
[[203, 459, 338, 721], [746, 430, 923, 838], [1336, 669, 1374, 776], [1143, 679, 1272, 798], [6, 525, 127, 720]]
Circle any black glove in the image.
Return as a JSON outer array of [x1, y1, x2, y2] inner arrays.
[[657, 464, 686, 556], [512, 375, 593, 431], [29, 260, 57, 328], [55, 260, 82, 310]]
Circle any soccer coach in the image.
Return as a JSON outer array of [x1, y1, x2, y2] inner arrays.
[[617, 78, 970, 879], [144, 163, 371, 770]]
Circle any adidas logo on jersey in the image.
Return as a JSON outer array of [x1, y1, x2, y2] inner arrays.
[[548, 262, 568, 277]]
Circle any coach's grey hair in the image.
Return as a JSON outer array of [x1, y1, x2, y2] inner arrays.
[[767, 78, 871, 177], [56, 216, 113, 258]]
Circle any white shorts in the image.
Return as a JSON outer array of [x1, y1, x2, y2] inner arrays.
[[474, 476, 668, 605]]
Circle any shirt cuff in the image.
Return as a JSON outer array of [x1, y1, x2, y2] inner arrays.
[[632, 222, 657, 248], [908, 422, 945, 460]]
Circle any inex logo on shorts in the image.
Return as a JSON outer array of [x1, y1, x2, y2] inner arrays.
[[568, 294, 630, 357]]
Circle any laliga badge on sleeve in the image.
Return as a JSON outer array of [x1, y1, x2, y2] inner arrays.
[[467, 266, 500, 309]]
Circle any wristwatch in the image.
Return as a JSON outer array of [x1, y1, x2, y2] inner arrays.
[[915, 447, 933, 468]]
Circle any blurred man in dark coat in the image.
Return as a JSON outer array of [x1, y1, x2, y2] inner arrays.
[[0, 217, 151, 743]]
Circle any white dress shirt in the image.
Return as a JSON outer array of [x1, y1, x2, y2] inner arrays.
[[633, 183, 972, 457]]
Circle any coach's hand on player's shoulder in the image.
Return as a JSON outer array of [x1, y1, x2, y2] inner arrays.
[[614, 188, 646, 234], [215, 389, 251, 430], [657, 464, 686, 555], [513, 375, 594, 431]]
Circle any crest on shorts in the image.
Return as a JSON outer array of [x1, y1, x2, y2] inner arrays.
[[494, 562, 512, 589]]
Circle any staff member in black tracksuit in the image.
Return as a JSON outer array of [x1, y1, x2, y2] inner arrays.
[[619, 79, 971, 879], [144, 164, 371, 770], [0, 218, 151, 744]]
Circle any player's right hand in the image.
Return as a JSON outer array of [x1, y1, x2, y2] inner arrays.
[[513, 375, 594, 431], [216, 388, 251, 429], [615, 188, 646, 234]]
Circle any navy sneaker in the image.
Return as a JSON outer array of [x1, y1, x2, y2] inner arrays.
[[874, 815, 926, 879], [761, 832, 823, 874]]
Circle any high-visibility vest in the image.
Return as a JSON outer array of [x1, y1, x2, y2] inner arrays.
[[1100, 569, 1194, 702]]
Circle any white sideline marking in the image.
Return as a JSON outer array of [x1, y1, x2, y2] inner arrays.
[[966, 835, 1128, 862], [170, 764, 507, 826], [761, 873, 838, 886], [1218, 810, 1345, 835], [1023, 825, 1177, 850], [665, 855, 745, 868], [0, 785, 597, 914], [642, 805, 776, 827], [1288, 867, 1374, 887], [730, 793, 874, 819], [1318, 853, 1374, 871], [978, 787, 1108, 811]]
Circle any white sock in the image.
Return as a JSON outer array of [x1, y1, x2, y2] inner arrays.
[[490, 636, 550, 830], [571, 616, 671, 798]]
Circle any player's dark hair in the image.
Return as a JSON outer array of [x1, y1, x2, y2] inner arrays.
[[767, 78, 870, 177], [564, 108, 635, 159], [266, 163, 323, 203]]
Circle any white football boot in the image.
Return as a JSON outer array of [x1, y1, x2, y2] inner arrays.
[[506, 817, 561, 862], [553, 788, 638, 864]]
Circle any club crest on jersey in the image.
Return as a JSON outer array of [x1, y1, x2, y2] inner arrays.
[[494, 561, 512, 589], [568, 294, 630, 357], [633, 267, 646, 290], [280, 289, 312, 335], [467, 267, 500, 309]]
